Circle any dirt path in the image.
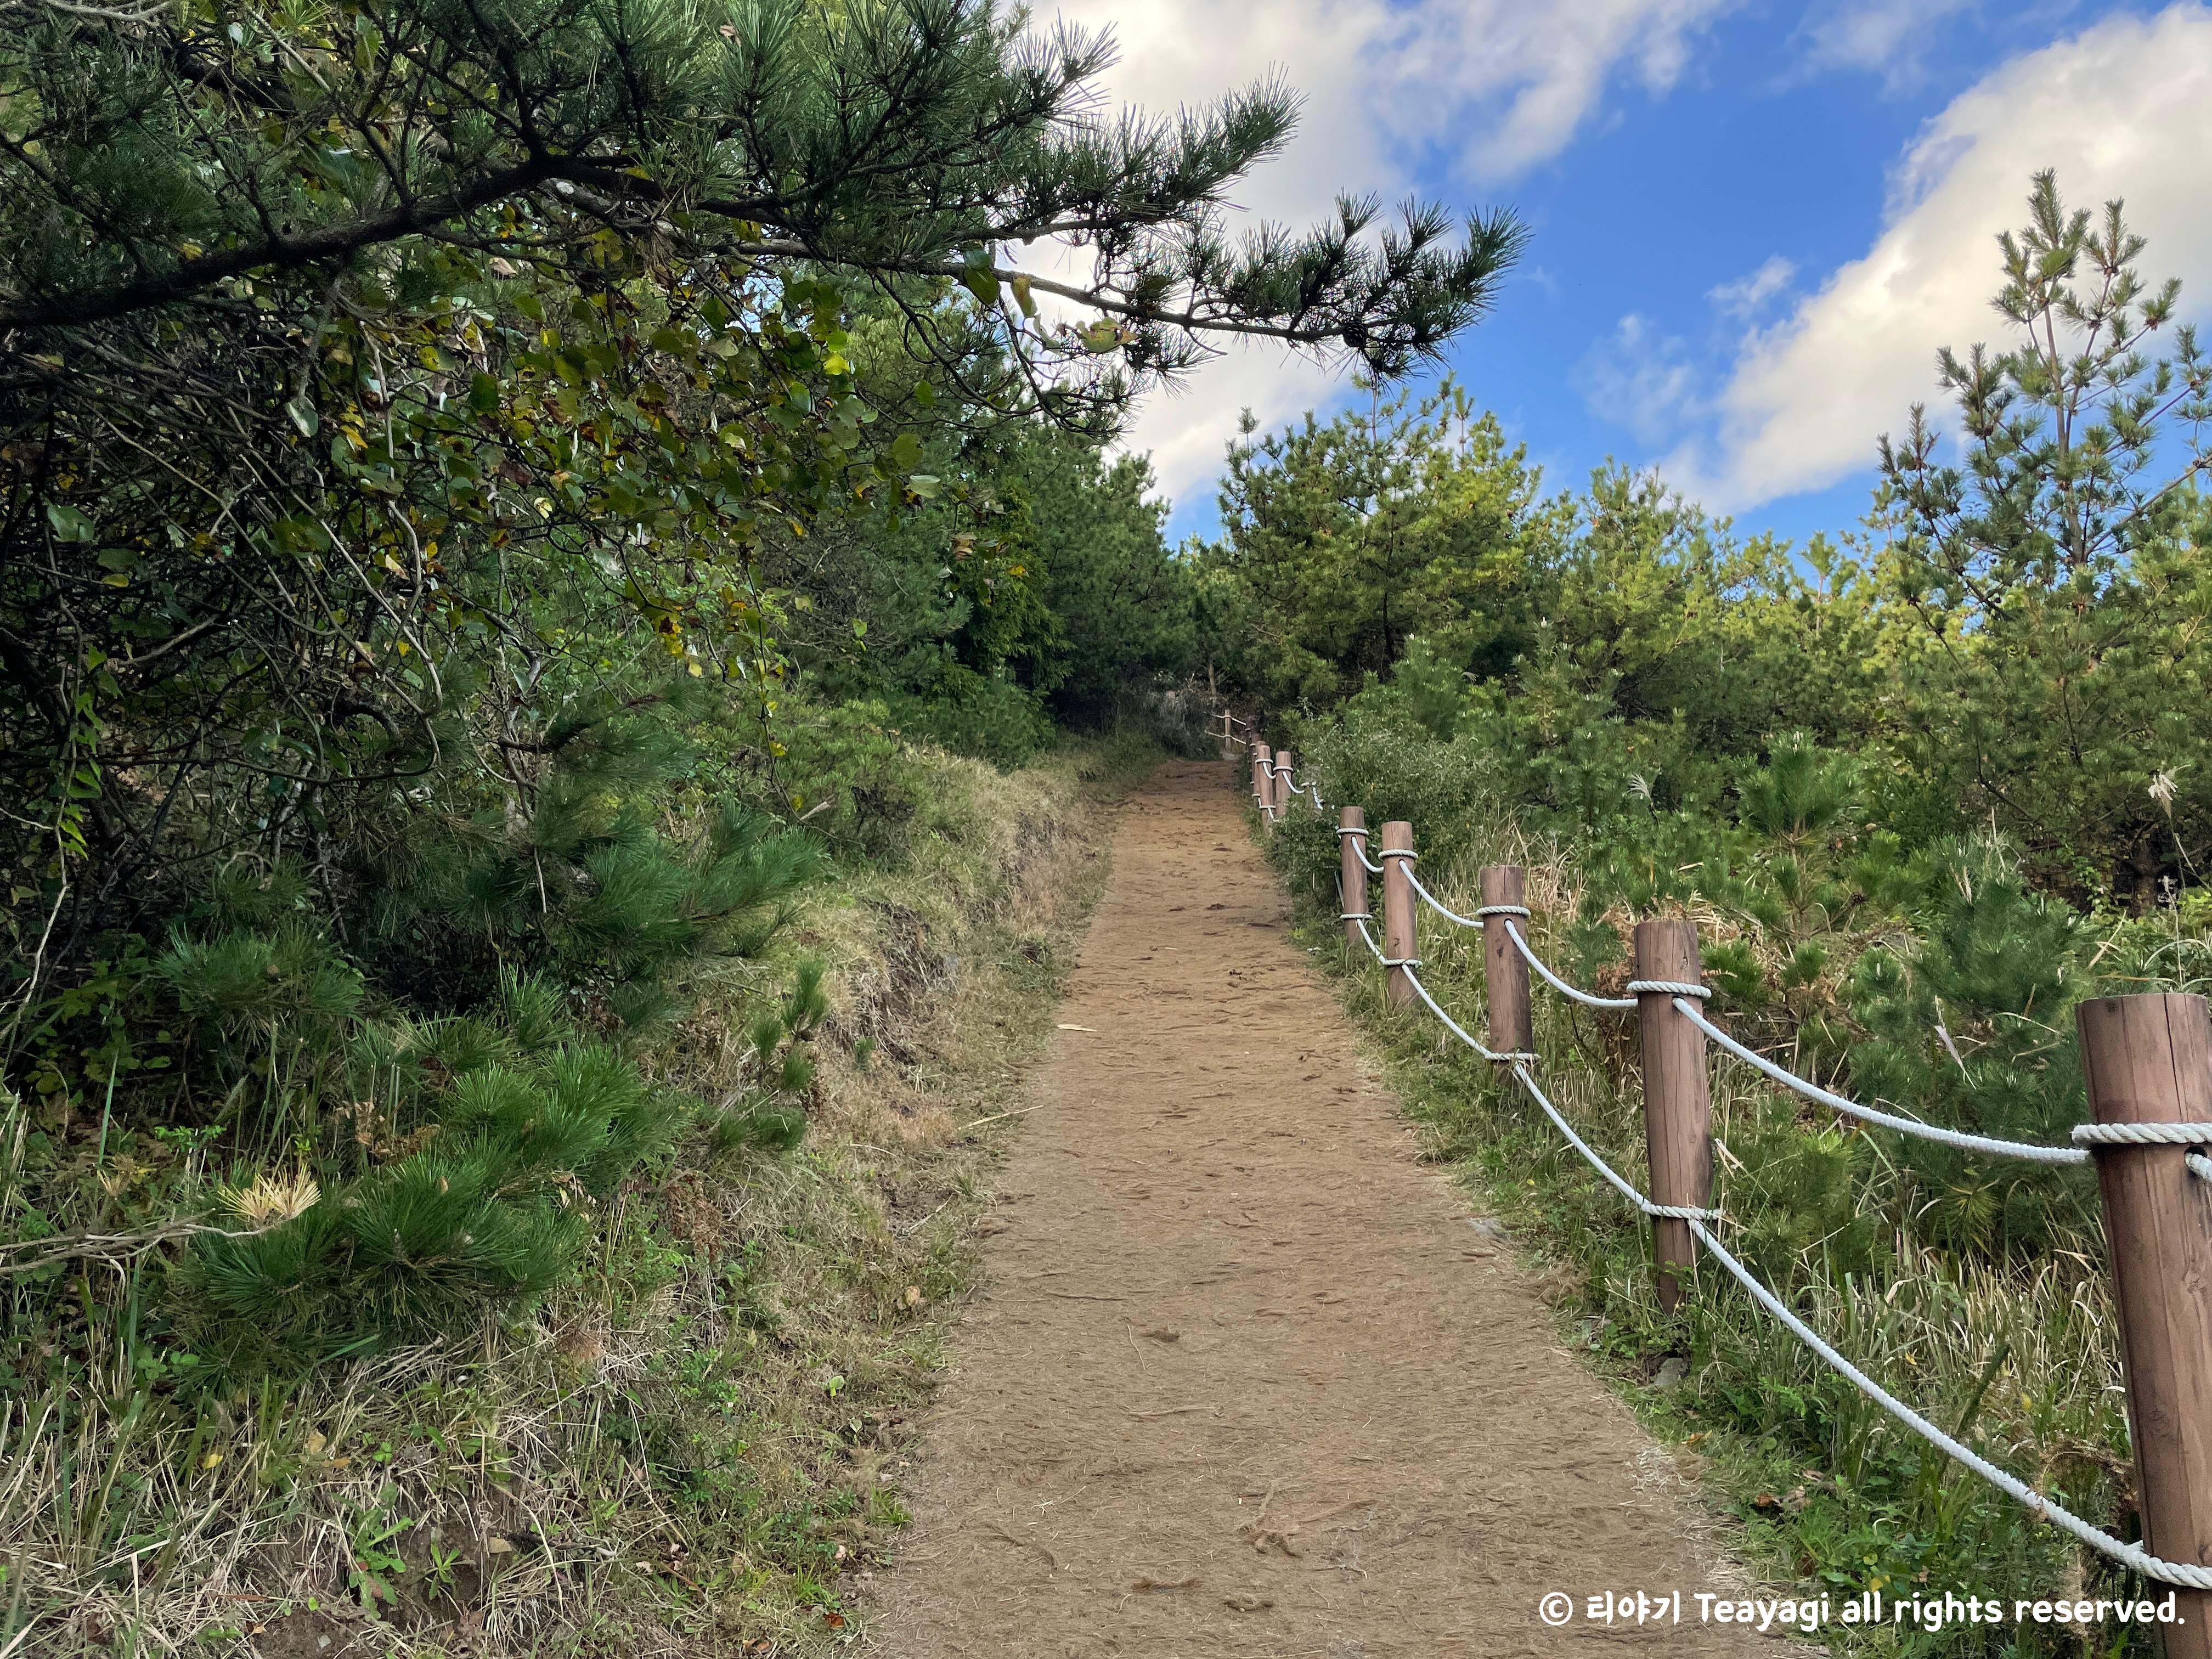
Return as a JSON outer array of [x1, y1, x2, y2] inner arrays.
[[866, 761, 1767, 1656]]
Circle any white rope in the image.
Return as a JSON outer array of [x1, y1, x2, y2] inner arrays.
[[1402, 967, 1511, 1061], [1379, 847, 1418, 864], [1509, 1064, 1720, 1221], [1266, 759, 1321, 809], [1674, 998, 2089, 1167], [1627, 979, 1711, 999], [1404, 867, 1483, 929], [1344, 838, 1385, 874], [1685, 1215, 2212, 1589], [1318, 810, 2210, 1588], [1352, 917, 1387, 965], [2071, 1122, 2212, 1147], [1475, 904, 1531, 919], [1503, 921, 1637, 1010], [1348, 917, 1417, 971]]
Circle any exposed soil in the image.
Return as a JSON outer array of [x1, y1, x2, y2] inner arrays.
[[865, 760, 1769, 1657]]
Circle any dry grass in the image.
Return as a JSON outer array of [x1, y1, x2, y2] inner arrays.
[[0, 736, 1155, 1659]]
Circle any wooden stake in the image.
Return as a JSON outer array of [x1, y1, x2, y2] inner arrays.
[[1633, 919, 1711, 1312], [1480, 866, 1532, 1063], [1251, 743, 1271, 816], [1273, 748, 1294, 816], [1339, 808, 1369, 951], [1379, 822, 1417, 1010], [2077, 991, 2212, 1647]]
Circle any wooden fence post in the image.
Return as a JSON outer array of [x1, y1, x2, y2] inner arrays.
[[1251, 742, 1271, 816], [2076, 992, 2212, 1648], [1480, 866, 1533, 1062], [1379, 822, 1417, 1010], [1273, 748, 1294, 816], [1221, 710, 1233, 758], [1633, 919, 1711, 1312], [1338, 808, 1369, 950]]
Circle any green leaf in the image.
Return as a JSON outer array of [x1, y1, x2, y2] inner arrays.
[[890, 432, 923, 470], [46, 504, 96, 543]]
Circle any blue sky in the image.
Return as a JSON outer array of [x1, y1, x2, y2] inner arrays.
[[1042, 1, 2212, 548]]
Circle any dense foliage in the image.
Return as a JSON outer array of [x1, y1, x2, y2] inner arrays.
[[1216, 174, 2212, 908], [0, 0, 1525, 1423], [0, 2, 1529, 1640], [1231, 174, 2212, 1646]]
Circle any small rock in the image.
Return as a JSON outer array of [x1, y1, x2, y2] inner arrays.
[[1468, 1216, 1505, 1238], [1652, 1356, 1690, 1391]]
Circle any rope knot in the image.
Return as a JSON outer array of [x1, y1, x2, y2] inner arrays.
[[1628, 979, 1711, 999], [2070, 1121, 2212, 1147], [1473, 904, 1531, 919]]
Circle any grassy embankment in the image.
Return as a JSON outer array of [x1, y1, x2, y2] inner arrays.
[[2, 736, 1157, 1659]]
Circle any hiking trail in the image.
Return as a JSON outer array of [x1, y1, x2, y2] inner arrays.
[[865, 760, 1767, 1656]]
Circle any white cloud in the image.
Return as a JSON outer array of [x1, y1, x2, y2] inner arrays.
[[1707, 255, 1797, 318], [1673, 4, 2212, 511], [1796, 0, 1976, 84], [1373, 0, 1743, 178], [1576, 315, 1701, 444], [1029, 0, 1742, 515]]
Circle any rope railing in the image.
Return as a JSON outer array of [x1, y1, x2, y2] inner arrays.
[[1672, 995, 2094, 1167], [1402, 965, 1534, 1064], [1403, 865, 1486, 929], [1511, 1062, 1718, 1221], [1502, 919, 1637, 1010], [1266, 766, 2212, 1594], [1683, 1215, 2212, 1591], [1336, 824, 1385, 874]]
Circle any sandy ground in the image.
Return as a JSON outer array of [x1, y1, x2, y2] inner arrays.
[[864, 760, 1770, 1656]]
